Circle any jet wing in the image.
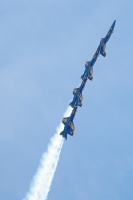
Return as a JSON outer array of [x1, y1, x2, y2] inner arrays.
[[68, 131, 74, 136], [62, 117, 69, 125]]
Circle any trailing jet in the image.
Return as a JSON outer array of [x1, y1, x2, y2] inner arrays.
[[98, 20, 116, 57], [81, 61, 93, 81], [69, 77, 87, 108], [60, 106, 77, 140]]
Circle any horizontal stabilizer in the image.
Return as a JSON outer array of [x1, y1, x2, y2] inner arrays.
[[100, 50, 106, 57], [88, 75, 93, 81], [70, 100, 80, 108], [68, 131, 74, 136], [60, 131, 67, 140], [78, 102, 82, 107]]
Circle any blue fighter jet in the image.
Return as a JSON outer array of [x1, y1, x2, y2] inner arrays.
[[98, 20, 116, 57], [81, 46, 100, 81], [81, 61, 93, 81], [70, 88, 83, 108], [60, 106, 77, 140], [69, 77, 87, 108]]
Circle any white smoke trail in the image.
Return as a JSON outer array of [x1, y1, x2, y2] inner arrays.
[[23, 106, 72, 200]]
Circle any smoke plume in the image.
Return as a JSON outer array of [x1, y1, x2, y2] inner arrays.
[[23, 106, 72, 200]]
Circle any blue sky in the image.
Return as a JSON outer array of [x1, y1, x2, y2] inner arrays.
[[0, 1, 133, 200]]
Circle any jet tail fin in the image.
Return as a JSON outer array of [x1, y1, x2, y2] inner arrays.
[[81, 74, 85, 80], [70, 97, 82, 108], [69, 101, 74, 108], [60, 131, 67, 140], [100, 50, 106, 57], [60, 130, 74, 140]]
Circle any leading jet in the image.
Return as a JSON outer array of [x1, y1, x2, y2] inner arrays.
[[69, 76, 87, 108], [60, 106, 77, 140], [81, 21, 116, 80], [98, 20, 116, 57]]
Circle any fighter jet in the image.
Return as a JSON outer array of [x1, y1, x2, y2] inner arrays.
[[98, 20, 116, 57], [60, 106, 77, 140], [81, 45, 100, 81], [69, 76, 88, 108], [69, 88, 83, 108], [81, 61, 93, 81]]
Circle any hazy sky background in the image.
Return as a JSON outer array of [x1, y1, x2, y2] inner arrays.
[[0, 1, 133, 200]]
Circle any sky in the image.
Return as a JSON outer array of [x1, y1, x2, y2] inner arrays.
[[0, 0, 133, 200]]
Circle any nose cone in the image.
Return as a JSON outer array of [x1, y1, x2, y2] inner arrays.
[[112, 20, 116, 29]]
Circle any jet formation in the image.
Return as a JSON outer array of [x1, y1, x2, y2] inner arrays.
[[60, 20, 116, 140]]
